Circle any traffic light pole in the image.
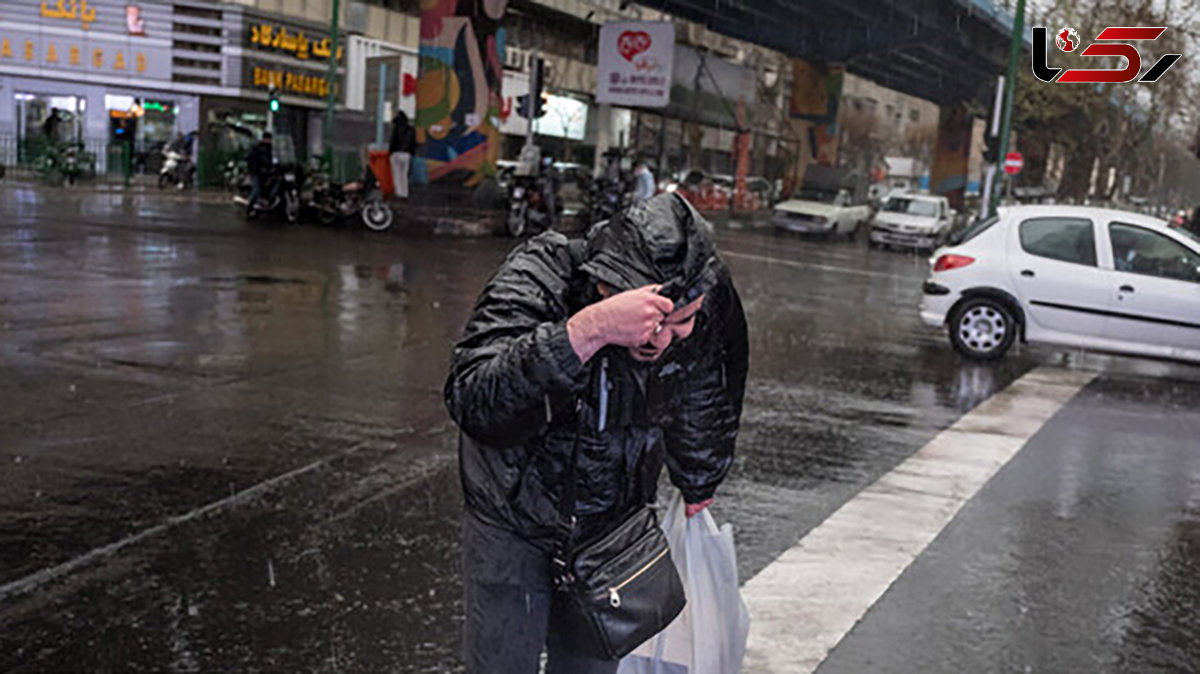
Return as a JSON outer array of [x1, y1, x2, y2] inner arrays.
[[323, 0, 342, 162], [267, 84, 276, 134], [988, 0, 1026, 217]]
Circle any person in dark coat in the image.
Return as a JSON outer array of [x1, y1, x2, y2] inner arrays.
[[445, 193, 749, 674], [388, 111, 416, 199], [245, 132, 273, 212]]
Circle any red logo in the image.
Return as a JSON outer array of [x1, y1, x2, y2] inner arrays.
[[1055, 27, 1079, 52], [1033, 26, 1182, 84], [617, 31, 652, 62]]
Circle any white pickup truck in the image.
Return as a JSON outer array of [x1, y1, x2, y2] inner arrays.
[[773, 167, 872, 238], [868, 193, 956, 251]]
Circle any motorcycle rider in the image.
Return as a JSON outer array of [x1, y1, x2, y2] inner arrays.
[[246, 132, 274, 213], [165, 132, 196, 189]]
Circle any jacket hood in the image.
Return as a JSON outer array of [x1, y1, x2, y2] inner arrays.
[[581, 193, 718, 302]]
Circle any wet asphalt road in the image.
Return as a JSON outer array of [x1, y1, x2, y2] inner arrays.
[[2, 184, 1199, 672]]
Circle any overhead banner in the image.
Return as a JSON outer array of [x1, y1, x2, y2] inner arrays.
[[596, 21, 674, 108]]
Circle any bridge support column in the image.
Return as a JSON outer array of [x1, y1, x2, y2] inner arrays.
[[931, 102, 973, 211], [787, 59, 844, 190]]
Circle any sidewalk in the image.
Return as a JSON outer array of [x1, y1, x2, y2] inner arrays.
[[1, 177, 774, 237]]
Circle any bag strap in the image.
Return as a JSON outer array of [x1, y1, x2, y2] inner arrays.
[[551, 357, 600, 588]]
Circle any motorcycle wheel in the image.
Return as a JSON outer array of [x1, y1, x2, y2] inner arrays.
[[507, 203, 528, 237], [158, 172, 172, 189], [284, 191, 301, 224], [317, 204, 340, 226], [362, 198, 394, 231]]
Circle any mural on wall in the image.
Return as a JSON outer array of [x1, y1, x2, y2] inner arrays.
[[790, 59, 844, 168], [416, 0, 507, 186]]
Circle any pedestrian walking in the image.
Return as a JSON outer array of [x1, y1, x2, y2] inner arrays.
[[632, 160, 656, 204], [388, 111, 416, 200], [445, 192, 749, 674]]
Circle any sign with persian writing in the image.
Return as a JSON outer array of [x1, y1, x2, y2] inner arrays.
[[596, 21, 674, 108]]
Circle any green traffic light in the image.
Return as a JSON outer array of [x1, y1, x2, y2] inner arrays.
[[269, 98, 280, 113]]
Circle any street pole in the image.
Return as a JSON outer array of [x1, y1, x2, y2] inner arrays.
[[323, 0, 342, 162], [990, 0, 1025, 214], [981, 75, 1005, 219], [267, 84, 275, 134], [524, 50, 540, 149], [374, 62, 388, 148]]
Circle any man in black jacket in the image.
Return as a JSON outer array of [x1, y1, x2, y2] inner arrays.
[[246, 132, 273, 213], [445, 193, 748, 674]]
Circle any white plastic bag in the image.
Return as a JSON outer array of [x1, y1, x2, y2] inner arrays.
[[617, 493, 750, 674]]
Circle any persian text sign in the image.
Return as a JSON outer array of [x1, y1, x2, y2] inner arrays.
[[596, 21, 674, 108]]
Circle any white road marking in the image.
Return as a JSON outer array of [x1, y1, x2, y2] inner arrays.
[[720, 250, 913, 282], [740, 367, 1097, 673], [0, 451, 343, 603]]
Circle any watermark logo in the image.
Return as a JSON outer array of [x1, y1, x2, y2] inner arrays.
[[1033, 26, 1182, 84], [1055, 27, 1079, 52]]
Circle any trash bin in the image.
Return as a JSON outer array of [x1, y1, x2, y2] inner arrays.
[[368, 149, 394, 198]]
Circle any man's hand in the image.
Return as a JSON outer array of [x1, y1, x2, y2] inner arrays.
[[685, 498, 713, 519], [567, 285, 674, 363]]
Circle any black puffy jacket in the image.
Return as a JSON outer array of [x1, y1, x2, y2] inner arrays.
[[445, 198, 748, 551]]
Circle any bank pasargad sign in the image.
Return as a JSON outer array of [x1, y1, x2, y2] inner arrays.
[[596, 21, 674, 108], [248, 22, 343, 63], [0, 0, 171, 81], [240, 16, 342, 100]]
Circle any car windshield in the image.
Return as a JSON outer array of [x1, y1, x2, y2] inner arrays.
[[883, 198, 939, 217], [792, 187, 838, 203], [948, 214, 999, 246]]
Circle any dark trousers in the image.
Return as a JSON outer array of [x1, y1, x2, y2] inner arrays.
[[248, 174, 264, 211], [462, 513, 620, 674]]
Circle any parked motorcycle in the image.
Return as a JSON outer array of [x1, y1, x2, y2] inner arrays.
[[223, 158, 250, 194], [240, 164, 302, 224], [581, 174, 631, 229], [308, 164, 394, 231], [159, 149, 195, 189], [507, 172, 562, 237], [35, 142, 95, 186]]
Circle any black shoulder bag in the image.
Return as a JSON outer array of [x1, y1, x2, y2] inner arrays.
[[550, 365, 686, 660]]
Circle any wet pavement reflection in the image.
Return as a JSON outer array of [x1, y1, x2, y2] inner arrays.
[[2, 186, 1199, 671]]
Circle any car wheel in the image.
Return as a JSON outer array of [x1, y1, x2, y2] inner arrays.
[[949, 297, 1016, 361]]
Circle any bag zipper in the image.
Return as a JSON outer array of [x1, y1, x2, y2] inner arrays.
[[606, 546, 669, 609]]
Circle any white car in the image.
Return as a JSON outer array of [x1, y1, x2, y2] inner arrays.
[[920, 205, 1200, 362], [773, 186, 871, 237], [870, 194, 955, 250]]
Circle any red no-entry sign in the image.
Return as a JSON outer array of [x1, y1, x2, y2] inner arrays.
[[1004, 152, 1024, 175]]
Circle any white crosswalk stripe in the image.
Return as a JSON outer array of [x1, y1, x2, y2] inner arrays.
[[740, 367, 1096, 673]]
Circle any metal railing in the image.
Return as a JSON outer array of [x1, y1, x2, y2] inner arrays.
[[0, 134, 136, 185]]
